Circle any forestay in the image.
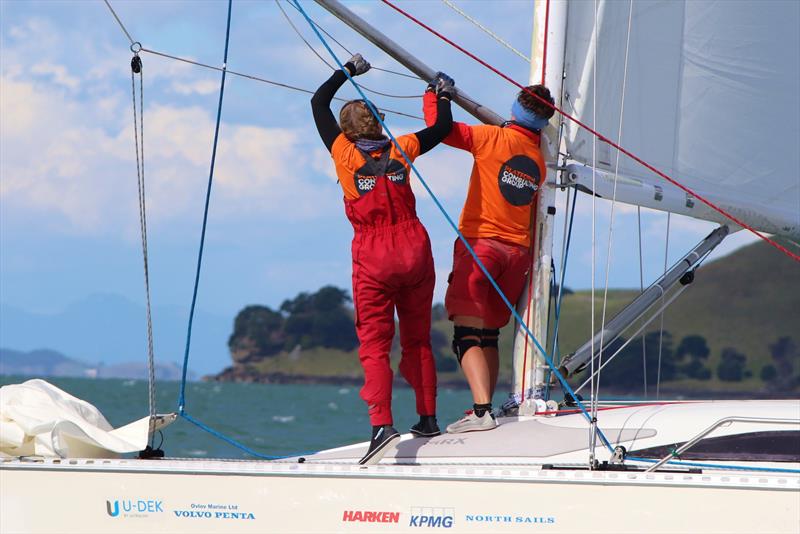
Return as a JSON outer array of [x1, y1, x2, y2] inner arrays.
[[562, 0, 800, 237]]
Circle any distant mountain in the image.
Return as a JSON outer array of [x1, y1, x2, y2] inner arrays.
[[0, 294, 230, 375], [0, 348, 92, 378], [0, 347, 194, 381]]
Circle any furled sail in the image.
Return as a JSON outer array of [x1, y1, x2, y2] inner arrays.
[[562, 0, 800, 238]]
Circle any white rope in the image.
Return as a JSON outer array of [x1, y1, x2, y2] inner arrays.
[[595, 0, 634, 418], [441, 0, 531, 63], [656, 212, 671, 399], [588, 0, 598, 464], [637, 206, 648, 396]]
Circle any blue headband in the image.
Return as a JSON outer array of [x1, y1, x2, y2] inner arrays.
[[511, 99, 549, 131]]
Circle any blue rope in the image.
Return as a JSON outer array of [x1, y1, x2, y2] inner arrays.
[[178, 0, 233, 414], [291, 0, 614, 454], [181, 412, 318, 460], [627, 455, 800, 474]]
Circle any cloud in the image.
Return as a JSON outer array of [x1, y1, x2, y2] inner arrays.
[[170, 79, 220, 95]]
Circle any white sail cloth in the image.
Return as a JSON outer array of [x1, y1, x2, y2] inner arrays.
[[0, 379, 152, 458], [562, 0, 800, 237]]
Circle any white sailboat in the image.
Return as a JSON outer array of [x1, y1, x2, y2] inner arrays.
[[2, 1, 798, 533]]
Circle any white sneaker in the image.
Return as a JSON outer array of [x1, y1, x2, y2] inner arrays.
[[445, 410, 498, 433]]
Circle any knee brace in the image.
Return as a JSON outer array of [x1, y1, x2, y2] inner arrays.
[[452, 325, 482, 364], [481, 328, 500, 349]]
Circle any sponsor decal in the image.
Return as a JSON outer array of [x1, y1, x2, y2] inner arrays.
[[497, 155, 540, 206], [354, 159, 408, 195], [105, 499, 164, 519], [172, 503, 256, 521], [465, 514, 555, 524], [409, 507, 455, 528], [342, 510, 400, 523]]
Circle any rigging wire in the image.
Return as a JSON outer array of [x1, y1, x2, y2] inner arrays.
[[379, 0, 800, 264], [283, 0, 421, 80], [655, 212, 671, 400], [100, 0, 422, 120], [275, 0, 422, 99], [440, 0, 531, 63], [129, 50, 158, 440], [103, 0, 135, 45], [291, 0, 616, 455], [139, 48, 422, 120], [594, 0, 634, 431], [574, 285, 689, 395]]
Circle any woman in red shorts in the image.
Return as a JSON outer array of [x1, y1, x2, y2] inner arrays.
[[423, 76, 554, 433]]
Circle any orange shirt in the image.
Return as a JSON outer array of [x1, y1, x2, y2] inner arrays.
[[330, 133, 420, 200], [423, 92, 546, 247]]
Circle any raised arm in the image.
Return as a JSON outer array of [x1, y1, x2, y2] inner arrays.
[[422, 73, 474, 152], [414, 94, 453, 155], [310, 54, 370, 152]]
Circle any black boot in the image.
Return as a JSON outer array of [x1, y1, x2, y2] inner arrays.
[[359, 425, 400, 465], [410, 415, 441, 438]]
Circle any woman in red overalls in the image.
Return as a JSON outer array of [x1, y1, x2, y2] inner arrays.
[[311, 54, 454, 464]]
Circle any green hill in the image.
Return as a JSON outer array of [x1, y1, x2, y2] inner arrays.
[[216, 237, 800, 396]]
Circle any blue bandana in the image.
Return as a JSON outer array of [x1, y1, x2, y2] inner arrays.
[[355, 137, 391, 152], [511, 99, 549, 131]]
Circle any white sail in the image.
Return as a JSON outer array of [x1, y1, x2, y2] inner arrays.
[[562, 0, 800, 238]]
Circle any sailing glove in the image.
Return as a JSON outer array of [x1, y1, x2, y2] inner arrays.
[[428, 71, 455, 99], [345, 53, 371, 76]]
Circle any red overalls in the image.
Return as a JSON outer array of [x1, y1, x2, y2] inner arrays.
[[339, 141, 437, 426]]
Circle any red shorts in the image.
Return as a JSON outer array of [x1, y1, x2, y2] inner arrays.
[[444, 237, 531, 329]]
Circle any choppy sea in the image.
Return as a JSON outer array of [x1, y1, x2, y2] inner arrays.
[[0, 376, 494, 459]]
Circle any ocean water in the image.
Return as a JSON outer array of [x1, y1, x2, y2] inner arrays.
[[0, 376, 491, 459]]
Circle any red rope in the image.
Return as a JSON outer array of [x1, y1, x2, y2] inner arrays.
[[381, 0, 800, 263]]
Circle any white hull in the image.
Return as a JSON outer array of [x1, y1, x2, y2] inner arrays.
[[2, 456, 799, 534], [2, 400, 799, 533]]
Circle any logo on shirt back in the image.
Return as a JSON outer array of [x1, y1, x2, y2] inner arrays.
[[497, 155, 541, 206], [354, 159, 408, 196]]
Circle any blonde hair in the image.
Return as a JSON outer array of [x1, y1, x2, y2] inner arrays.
[[339, 100, 383, 141]]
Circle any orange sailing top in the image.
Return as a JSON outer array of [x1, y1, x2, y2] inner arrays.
[[423, 92, 546, 247], [330, 133, 420, 200]]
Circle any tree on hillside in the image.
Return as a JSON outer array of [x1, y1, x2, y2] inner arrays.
[[676, 335, 710, 361], [228, 305, 286, 363], [675, 335, 712, 380], [767, 337, 798, 391], [281, 286, 358, 352], [717, 348, 747, 382]]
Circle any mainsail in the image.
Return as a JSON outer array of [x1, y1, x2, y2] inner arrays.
[[562, 0, 800, 238]]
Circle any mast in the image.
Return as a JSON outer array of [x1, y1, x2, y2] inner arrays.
[[314, 0, 504, 126], [509, 0, 568, 409]]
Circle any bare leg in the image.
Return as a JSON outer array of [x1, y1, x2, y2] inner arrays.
[[483, 346, 499, 399], [454, 315, 491, 405]]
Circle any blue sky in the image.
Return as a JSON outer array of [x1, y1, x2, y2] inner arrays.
[[0, 0, 760, 370]]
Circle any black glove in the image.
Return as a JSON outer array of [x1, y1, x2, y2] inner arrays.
[[344, 53, 370, 76], [428, 71, 455, 99]]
